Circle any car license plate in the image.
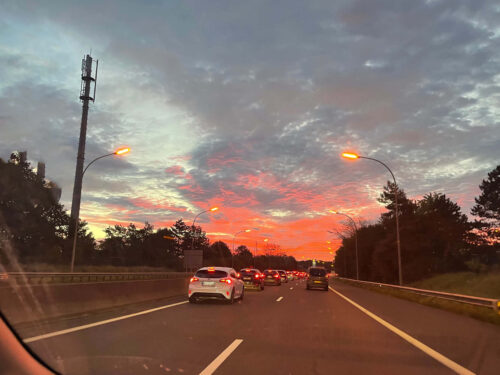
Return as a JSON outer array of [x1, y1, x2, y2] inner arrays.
[[243, 277, 251, 281], [314, 281, 322, 284], [202, 281, 215, 286]]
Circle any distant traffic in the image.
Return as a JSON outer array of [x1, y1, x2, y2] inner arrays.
[[188, 266, 325, 303]]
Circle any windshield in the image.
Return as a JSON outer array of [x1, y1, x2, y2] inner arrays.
[[240, 269, 258, 276], [195, 270, 228, 279], [309, 268, 327, 277], [1, 1, 499, 375]]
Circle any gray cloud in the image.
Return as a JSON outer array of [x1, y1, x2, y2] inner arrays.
[[1, 0, 499, 234]]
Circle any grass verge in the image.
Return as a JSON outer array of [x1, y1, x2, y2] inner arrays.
[[335, 278, 500, 326], [411, 271, 500, 299]]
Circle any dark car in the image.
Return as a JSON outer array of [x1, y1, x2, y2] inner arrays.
[[277, 270, 288, 283], [306, 267, 329, 291], [263, 269, 281, 286], [240, 268, 265, 290]]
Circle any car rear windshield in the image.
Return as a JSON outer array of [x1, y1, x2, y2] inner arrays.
[[309, 268, 326, 277], [278, 271, 286, 275], [264, 270, 275, 275], [240, 269, 257, 276], [195, 270, 228, 278]]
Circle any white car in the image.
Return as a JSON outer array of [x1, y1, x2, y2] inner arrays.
[[188, 266, 245, 304]]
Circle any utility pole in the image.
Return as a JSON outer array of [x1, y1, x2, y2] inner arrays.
[[70, 54, 98, 271]]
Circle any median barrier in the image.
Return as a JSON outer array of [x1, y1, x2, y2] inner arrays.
[[0, 272, 191, 324]]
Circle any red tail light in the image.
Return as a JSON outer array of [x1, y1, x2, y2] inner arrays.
[[254, 274, 260, 279], [273, 274, 279, 278], [190, 277, 199, 283], [236, 272, 241, 278], [219, 278, 232, 284]]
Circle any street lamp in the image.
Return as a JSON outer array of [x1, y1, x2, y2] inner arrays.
[[330, 210, 359, 280], [190, 206, 219, 250], [232, 229, 251, 268], [341, 151, 402, 285], [70, 146, 130, 272]]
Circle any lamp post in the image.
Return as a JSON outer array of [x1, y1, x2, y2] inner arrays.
[[70, 147, 130, 272], [330, 210, 359, 280], [342, 152, 402, 285], [190, 207, 218, 250], [232, 229, 251, 268], [189, 207, 218, 272]]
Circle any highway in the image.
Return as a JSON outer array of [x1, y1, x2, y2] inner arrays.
[[13, 279, 500, 375]]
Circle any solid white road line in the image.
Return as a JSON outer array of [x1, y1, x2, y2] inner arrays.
[[199, 339, 243, 375], [328, 286, 475, 375], [24, 300, 189, 343], [276, 296, 283, 302]]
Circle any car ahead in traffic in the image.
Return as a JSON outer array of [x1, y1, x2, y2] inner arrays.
[[240, 268, 265, 290], [306, 267, 329, 291], [263, 269, 281, 286], [188, 266, 244, 303], [286, 271, 294, 281], [277, 270, 288, 283]]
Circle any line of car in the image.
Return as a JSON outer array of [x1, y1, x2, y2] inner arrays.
[[187, 266, 329, 304]]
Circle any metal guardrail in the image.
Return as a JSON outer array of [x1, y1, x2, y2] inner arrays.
[[0, 272, 192, 285], [335, 277, 500, 313]]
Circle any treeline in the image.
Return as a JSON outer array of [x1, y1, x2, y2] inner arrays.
[[0, 155, 297, 271], [334, 165, 500, 283]]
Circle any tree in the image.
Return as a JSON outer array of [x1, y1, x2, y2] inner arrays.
[[0, 156, 76, 265], [377, 181, 417, 221], [471, 165, 500, 241], [205, 241, 232, 266], [234, 245, 253, 269], [470, 165, 500, 265]]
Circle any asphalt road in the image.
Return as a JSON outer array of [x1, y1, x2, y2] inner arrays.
[[12, 279, 500, 375]]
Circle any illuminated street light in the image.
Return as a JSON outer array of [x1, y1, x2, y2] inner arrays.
[[341, 152, 359, 159], [330, 210, 359, 280], [114, 147, 130, 155], [70, 147, 131, 272], [341, 151, 402, 285]]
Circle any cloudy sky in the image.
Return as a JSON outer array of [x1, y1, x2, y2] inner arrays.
[[1, 0, 499, 260]]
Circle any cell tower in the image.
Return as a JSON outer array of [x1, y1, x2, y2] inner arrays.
[[69, 54, 98, 270]]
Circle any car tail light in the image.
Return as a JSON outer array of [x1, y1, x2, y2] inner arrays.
[[254, 274, 260, 279], [190, 277, 199, 283], [273, 274, 279, 278], [236, 272, 241, 278], [219, 278, 232, 284]]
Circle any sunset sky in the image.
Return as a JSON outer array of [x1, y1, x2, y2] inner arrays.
[[1, 1, 499, 260]]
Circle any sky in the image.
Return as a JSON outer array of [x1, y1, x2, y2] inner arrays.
[[1, 0, 499, 260]]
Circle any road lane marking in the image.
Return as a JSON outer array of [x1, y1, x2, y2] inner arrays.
[[199, 339, 243, 375], [276, 296, 283, 302], [290, 287, 293, 290], [23, 300, 189, 343], [328, 287, 475, 375]]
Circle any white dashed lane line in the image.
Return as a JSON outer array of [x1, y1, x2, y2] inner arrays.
[[276, 296, 284, 302], [199, 339, 243, 375]]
